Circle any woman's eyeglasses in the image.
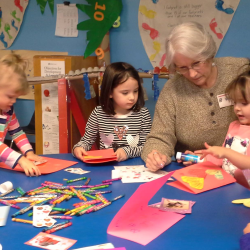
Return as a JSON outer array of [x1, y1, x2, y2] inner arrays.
[[175, 61, 206, 75]]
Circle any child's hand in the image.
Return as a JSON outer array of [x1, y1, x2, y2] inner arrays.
[[195, 142, 227, 160], [243, 223, 250, 234], [18, 156, 41, 176], [115, 148, 127, 162], [73, 147, 88, 161], [26, 151, 44, 162]]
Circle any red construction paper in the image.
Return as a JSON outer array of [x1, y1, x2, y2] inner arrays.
[[167, 161, 236, 194], [107, 172, 184, 245], [0, 157, 78, 174], [83, 149, 117, 164]]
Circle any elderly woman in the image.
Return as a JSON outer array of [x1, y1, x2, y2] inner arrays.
[[141, 22, 249, 171]]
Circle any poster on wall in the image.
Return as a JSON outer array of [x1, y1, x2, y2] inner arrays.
[[41, 82, 60, 154], [138, 0, 240, 68], [0, 0, 29, 49]]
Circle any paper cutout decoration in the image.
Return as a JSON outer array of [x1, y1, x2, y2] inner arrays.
[[0, 157, 78, 174], [181, 176, 204, 190], [168, 161, 236, 194], [83, 148, 117, 164], [107, 172, 184, 245], [0, 206, 10, 226], [138, 0, 240, 68], [37, 0, 54, 15], [206, 169, 224, 179], [76, 0, 123, 58], [232, 198, 250, 208], [0, 1, 29, 49]]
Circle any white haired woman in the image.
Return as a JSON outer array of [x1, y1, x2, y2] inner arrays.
[[142, 22, 249, 171]]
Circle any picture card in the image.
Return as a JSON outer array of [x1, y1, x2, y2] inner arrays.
[[25, 232, 77, 250], [34, 160, 48, 166], [159, 198, 196, 214], [0, 206, 10, 226], [64, 168, 90, 175]]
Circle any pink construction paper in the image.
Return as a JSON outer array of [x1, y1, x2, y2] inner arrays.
[[107, 172, 184, 245]]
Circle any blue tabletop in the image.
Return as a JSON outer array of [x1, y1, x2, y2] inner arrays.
[[0, 154, 249, 250]]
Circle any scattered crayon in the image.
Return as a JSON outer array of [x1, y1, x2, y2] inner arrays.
[[44, 221, 72, 234], [102, 177, 122, 183], [12, 218, 33, 224], [66, 177, 87, 183]]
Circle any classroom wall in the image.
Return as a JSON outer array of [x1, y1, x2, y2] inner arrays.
[[7, 0, 250, 142]]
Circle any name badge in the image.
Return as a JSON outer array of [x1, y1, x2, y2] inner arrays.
[[217, 93, 233, 108]]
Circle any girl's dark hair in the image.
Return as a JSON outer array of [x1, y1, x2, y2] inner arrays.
[[100, 62, 145, 115], [226, 69, 250, 102]]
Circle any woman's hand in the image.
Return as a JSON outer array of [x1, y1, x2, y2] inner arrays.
[[146, 150, 168, 172], [115, 148, 128, 162], [73, 147, 88, 161], [26, 151, 44, 162], [18, 156, 41, 176], [194, 142, 226, 160]]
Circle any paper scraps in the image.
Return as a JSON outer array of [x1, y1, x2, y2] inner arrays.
[[206, 169, 224, 179], [64, 168, 90, 175], [232, 198, 250, 208], [72, 243, 115, 250], [181, 176, 204, 189], [25, 232, 76, 250], [159, 198, 196, 214], [113, 165, 172, 183]]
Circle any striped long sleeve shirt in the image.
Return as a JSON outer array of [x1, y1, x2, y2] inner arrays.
[[73, 106, 152, 158], [0, 107, 33, 168]]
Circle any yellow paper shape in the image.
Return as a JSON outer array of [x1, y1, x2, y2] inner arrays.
[[232, 198, 250, 207], [83, 156, 102, 160], [181, 176, 204, 190]]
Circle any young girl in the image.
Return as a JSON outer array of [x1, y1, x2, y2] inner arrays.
[[73, 62, 152, 162], [195, 69, 250, 188], [0, 53, 42, 176]]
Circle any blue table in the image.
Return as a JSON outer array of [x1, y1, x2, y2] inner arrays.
[[0, 154, 249, 250]]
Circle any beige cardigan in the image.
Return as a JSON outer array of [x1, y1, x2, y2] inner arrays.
[[141, 57, 250, 165]]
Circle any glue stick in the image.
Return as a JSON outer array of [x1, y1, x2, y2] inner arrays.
[[176, 152, 204, 163]]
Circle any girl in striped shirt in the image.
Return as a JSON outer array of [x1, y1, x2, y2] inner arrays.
[[73, 62, 152, 162], [0, 54, 43, 176]]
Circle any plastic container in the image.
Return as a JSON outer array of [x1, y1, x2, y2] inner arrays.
[[176, 152, 204, 163]]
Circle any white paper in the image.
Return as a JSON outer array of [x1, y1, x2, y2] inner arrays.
[[55, 4, 78, 37], [41, 82, 60, 154], [41, 60, 65, 77], [0, 206, 10, 226], [72, 243, 114, 250]]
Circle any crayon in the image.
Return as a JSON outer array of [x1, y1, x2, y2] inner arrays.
[[0, 188, 15, 197], [16, 187, 26, 196], [66, 177, 87, 183], [75, 205, 94, 216], [94, 201, 112, 211], [44, 181, 63, 186], [110, 194, 125, 202], [0, 199, 20, 209], [89, 185, 109, 190], [92, 183, 112, 188], [44, 221, 72, 234], [49, 211, 62, 215], [52, 207, 69, 212], [50, 215, 72, 219], [0, 195, 20, 199], [84, 178, 91, 185], [83, 193, 97, 200], [12, 218, 33, 224], [89, 190, 112, 195], [102, 177, 122, 183], [42, 220, 70, 232]]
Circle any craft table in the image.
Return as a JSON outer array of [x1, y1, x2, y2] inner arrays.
[[0, 154, 249, 250]]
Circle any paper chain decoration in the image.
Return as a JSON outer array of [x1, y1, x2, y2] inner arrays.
[[76, 0, 122, 58]]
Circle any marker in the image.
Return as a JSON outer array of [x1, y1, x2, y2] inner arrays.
[[50, 216, 72, 219], [16, 187, 26, 196], [44, 221, 72, 234], [66, 177, 87, 183], [0, 188, 15, 197], [12, 218, 33, 224], [52, 207, 69, 212], [102, 177, 122, 183]]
